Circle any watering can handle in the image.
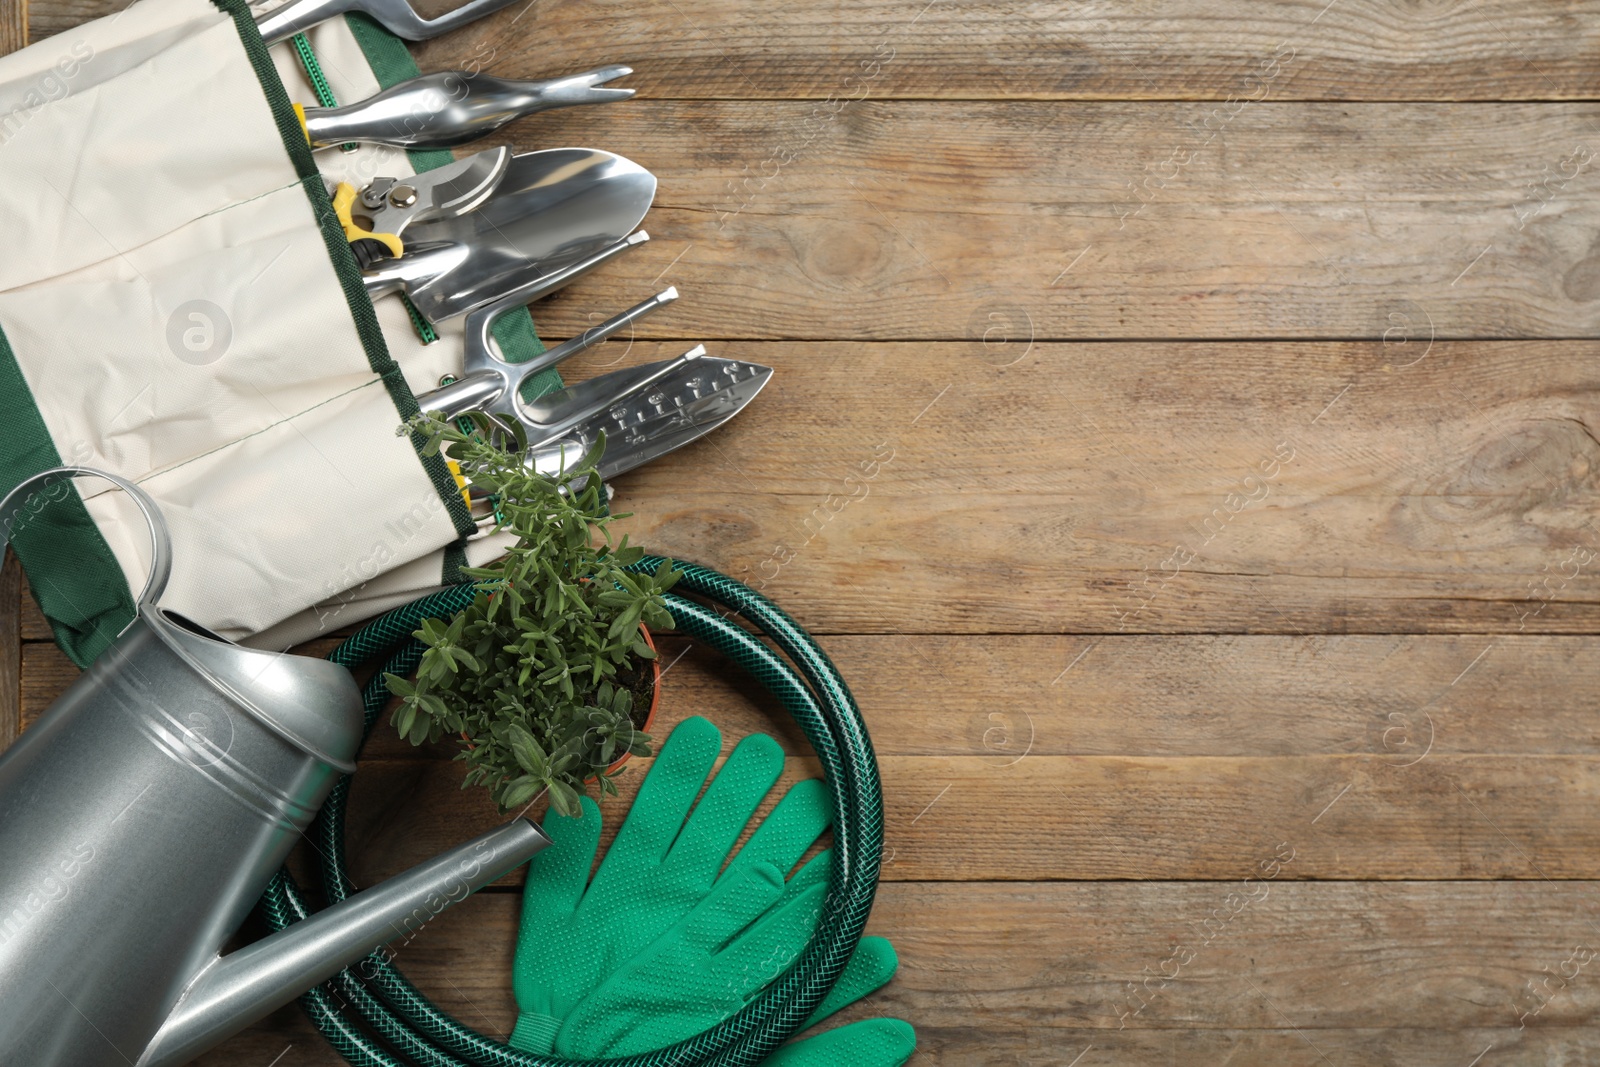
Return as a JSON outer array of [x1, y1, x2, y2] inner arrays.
[[0, 466, 173, 610]]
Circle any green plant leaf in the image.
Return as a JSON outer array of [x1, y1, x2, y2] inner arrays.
[[502, 775, 544, 809], [395, 701, 418, 740], [546, 779, 582, 819], [384, 410, 676, 816], [407, 715, 431, 745], [606, 602, 644, 640]]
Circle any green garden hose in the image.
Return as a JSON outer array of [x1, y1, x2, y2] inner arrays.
[[258, 558, 885, 1067]]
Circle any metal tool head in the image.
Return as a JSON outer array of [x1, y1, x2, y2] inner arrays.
[[417, 297, 769, 497], [405, 148, 656, 294], [256, 0, 518, 46], [520, 352, 774, 484], [414, 285, 676, 434], [523, 65, 637, 109], [354, 146, 509, 243], [371, 148, 655, 323], [517, 346, 708, 443], [302, 66, 635, 150]]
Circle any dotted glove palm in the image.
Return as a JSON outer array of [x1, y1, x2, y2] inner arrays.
[[509, 715, 830, 1052], [554, 849, 914, 1066]]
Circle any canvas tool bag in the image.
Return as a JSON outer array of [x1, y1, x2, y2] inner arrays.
[[0, 0, 543, 664]]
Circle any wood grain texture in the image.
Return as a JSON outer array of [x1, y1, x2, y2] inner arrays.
[[6, 0, 1597, 1062], [31, 340, 1594, 637], [0, 552, 18, 754], [27, 633, 1600, 756], [411, 0, 1600, 102], [592, 340, 1600, 634], [0, 0, 23, 55], [443, 101, 1600, 342], [195, 882, 1600, 1065], [26, 0, 1600, 101], [310, 751, 1600, 883], [28, 630, 1594, 885]]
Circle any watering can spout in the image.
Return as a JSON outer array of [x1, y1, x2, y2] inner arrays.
[[135, 818, 550, 1067]]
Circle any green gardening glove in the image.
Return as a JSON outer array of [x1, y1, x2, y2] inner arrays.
[[509, 716, 831, 1052], [554, 849, 914, 1066]]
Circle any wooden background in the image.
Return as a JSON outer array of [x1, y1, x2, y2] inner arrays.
[[7, 0, 1600, 1063]]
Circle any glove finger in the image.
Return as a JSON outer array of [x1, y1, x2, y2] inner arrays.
[[554, 862, 790, 1058], [665, 731, 784, 881], [677, 859, 786, 956], [711, 879, 827, 995], [601, 716, 721, 873], [801, 936, 899, 1030], [669, 856, 845, 1022], [780, 848, 832, 901], [765, 1018, 916, 1067], [724, 777, 831, 884], [519, 795, 601, 925]]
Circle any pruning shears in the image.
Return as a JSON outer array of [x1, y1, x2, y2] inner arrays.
[[328, 146, 510, 267]]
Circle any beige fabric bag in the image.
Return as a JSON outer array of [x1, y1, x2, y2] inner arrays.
[[0, 0, 524, 661]]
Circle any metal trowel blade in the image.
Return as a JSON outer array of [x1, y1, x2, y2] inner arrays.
[[571, 356, 773, 479]]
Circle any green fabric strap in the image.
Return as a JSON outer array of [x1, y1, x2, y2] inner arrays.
[[292, 20, 432, 337], [440, 541, 469, 585], [290, 33, 358, 152], [0, 328, 135, 668], [291, 33, 339, 109]]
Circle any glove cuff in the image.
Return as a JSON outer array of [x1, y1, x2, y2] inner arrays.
[[510, 1013, 561, 1053]]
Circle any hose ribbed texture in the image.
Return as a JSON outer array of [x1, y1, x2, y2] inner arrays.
[[258, 558, 884, 1067]]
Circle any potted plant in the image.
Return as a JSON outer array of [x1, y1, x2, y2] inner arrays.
[[384, 412, 680, 817]]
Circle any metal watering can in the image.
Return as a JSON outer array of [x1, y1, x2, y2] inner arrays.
[[0, 467, 550, 1066]]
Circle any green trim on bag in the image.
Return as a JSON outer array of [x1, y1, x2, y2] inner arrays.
[[340, 10, 569, 582], [441, 541, 468, 585], [0, 326, 136, 667], [293, 21, 435, 339], [341, 14, 455, 173], [212, 0, 478, 544], [290, 32, 358, 152]]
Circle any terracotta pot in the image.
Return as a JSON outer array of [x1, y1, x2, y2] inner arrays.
[[608, 623, 662, 772]]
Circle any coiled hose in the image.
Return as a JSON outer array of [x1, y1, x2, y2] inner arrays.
[[258, 558, 884, 1067]]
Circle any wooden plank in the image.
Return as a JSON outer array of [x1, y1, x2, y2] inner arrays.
[[26, 630, 1600, 880], [25, 0, 1600, 101], [3, 103, 1595, 343], [414, 0, 1600, 102], [594, 340, 1600, 635], [0, 0, 24, 55], [321, 750, 1600, 883], [195, 1022, 1600, 1067], [18, 576, 46, 640], [0, 551, 18, 754], [197, 881, 1600, 1065], [24, 340, 1592, 640], [869, 880, 1600, 1034], [25, 633, 1600, 755], [496, 100, 1600, 341]]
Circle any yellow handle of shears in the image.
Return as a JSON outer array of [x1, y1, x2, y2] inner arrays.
[[331, 182, 405, 260]]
